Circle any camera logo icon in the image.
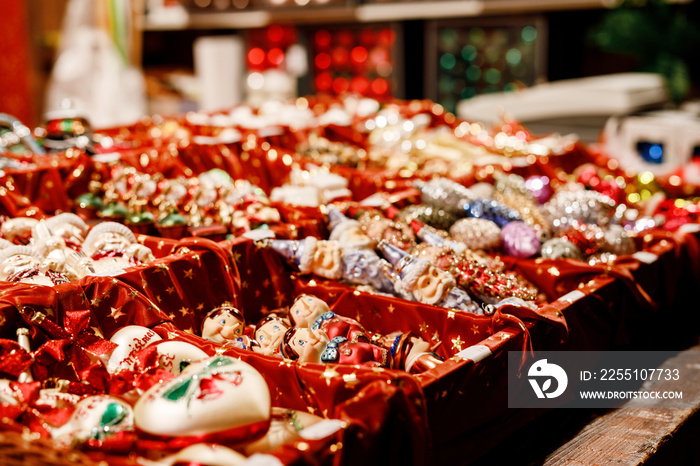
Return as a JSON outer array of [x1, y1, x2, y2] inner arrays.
[[528, 359, 568, 399]]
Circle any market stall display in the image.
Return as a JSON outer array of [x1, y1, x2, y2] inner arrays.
[[0, 94, 699, 465]]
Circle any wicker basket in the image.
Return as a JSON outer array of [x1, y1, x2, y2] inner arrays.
[[0, 431, 103, 466]]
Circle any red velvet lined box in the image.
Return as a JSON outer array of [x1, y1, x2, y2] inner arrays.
[[0, 237, 426, 465]]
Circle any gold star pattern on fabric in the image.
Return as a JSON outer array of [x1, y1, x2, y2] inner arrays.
[[110, 307, 125, 320], [447, 311, 456, 319], [166, 286, 175, 295], [548, 266, 560, 277], [231, 251, 241, 263], [215, 346, 227, 355], [168, 313, 176, 319], [343, 372, 360, 389], [432, 331, 440, 342], [274, 291, 285, 308], [178, 307, 189, 317], [43, 307, 54, 318], [196, 303, 204, 311], [451, 355, 464, 362], [260, 305, 269, 315], [129, 289, 139, 299], [242, 281, 249, 289], [321, 366, 339, 386], [472, 324, 480, 335], [192, 254, 201, 263], [90, 326, 104, 338], [91, 297, 102, 307], [499, 333, 511, 341], [387, 304, 395, 314], [141, 279, 149, 289], [419, 322, 428, 332], [157, 241, 165, 251], [156, 295, 162, 303], [184, 269, 194, 279], [168, 332, 179, 339], [451, 336, 464, 351], [156, 263, 169, 273], [262, 279, 270, 288]]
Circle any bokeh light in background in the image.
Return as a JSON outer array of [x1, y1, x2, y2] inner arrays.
[[431, 18, 544, 114], [310, 25, 397, 98], [247, 47, 266, 69], [246, 24, 298, 71]]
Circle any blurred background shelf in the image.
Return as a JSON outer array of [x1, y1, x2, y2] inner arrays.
[[139, 0, 611, 30], [19, 0, 699, 138]]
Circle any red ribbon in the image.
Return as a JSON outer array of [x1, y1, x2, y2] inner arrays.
[[490, 306, 534, 373], [0, 339, 34, 377], [108, 345, 174, 396], [34, 310, 117, 381]]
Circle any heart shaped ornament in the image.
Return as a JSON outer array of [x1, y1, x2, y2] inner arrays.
[[107, 325, 162, 373], [134, 356, 271, 444], [150, 340, 209, 375], [51, 395, 134, 447]]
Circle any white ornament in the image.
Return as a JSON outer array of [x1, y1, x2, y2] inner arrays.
[[134, 356, 271, 440], [151, 340, 209, 376], [51, 395, 134, 446], [151, 443, 247, 466], [107, 325, 162, 373]]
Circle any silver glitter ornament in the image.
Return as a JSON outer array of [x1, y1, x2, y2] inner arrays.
[[602, 224, 636, 256], [543, 189, 617, 233], [494, 172, 531, 198], [396, 204, 458, 231], [540, 238, 583, 260], [417, 178, 477, 216], [449, 218, 501, 251]]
